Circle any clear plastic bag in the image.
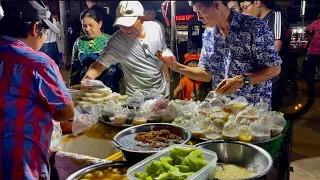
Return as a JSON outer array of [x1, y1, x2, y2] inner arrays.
[[145, 88, 164, 100], [67, 89, 83, 100], [238, 125, 252, 142], [222, 121, 239, 141], [205, 125, 222, 140], [72, 105, 100, 136], [224, 96, 249, 114], [249, 121, 265, 142], [110, 108, 129, 125], [205, 91, 231, 104], [235, 105, 260, 124], [132, 111, 148, 125], [266, 111, 286, 136], [50, 120, 62, 150], [81, 79, 107, 91], [198, 101, 212, 116], [222, 121, 240, 141], [127, 90, 145, 108]]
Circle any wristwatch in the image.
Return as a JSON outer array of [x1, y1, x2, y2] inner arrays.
[[242, 74, 250, 86]]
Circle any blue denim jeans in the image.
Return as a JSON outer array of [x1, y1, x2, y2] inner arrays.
[[39, 42, 60, 67]]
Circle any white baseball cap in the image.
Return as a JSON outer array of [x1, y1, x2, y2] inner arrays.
[[113, 1, 144, 27]]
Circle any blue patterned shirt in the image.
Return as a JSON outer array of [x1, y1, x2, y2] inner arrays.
[[199, 11, 282, 109]]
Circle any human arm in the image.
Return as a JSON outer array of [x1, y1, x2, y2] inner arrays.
[[82, 35, 120, 80], [37, 63, 74, 122], [163, 64, 170, 89], [216, 21, 282, 94], [173, 84, 183, 98], [157, 50, 212, 82]]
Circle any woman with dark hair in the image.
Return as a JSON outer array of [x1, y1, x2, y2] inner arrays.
[[70, 8, 123, 92]]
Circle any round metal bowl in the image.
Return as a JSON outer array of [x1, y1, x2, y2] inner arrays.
[[195, 141, 273, 180], [66, 161, 132, 180], [114, 123, 191, 163]]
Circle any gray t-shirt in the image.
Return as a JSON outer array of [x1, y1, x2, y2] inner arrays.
[[98, 21, 169, 97]]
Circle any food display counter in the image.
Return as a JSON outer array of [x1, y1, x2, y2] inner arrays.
[[50, 80, 291, 180]]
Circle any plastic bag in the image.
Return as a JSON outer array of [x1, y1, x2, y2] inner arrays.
[[127, 90, 145, 108], [224, 96, 249, 114], [50, 121, 62, 150], [205, 91, 231, 104], [72, 105, 100, 136], [132, 111, 148, 125], [238, 125, 252, 142], [249, 121, 265, 142], [145, 88, 164, 100], [235, 105, 260, 124], [110, 108, 129, 125], [67, 89, 83, 100], [265, 111, 286, 136], [204, 125, 222, 140], [222, 121, 240, 141], [81, 79, 107, 91], [198, 101, 212, 116]]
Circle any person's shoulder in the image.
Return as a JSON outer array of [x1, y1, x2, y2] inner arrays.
[[241, 13, 270, 34], [144, 21, 162, 30]]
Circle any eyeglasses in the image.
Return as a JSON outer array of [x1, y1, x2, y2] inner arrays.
[[241, 2, 252, 11]]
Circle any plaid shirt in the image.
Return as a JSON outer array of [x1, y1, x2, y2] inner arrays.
[[0, 36, 71, 180]]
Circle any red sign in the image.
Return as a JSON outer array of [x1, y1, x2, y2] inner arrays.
[[175, 14, 195, 21]]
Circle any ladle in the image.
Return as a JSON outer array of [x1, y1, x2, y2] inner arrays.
[[105, 134, 123, 150]]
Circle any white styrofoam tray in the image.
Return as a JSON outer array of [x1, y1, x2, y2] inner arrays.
[[127, 144, 218, 180]]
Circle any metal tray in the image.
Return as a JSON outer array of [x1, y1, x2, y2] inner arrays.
[[191, 131, 283, 145]]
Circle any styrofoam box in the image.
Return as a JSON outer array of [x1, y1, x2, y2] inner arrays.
[[127, 144, 218, 180]]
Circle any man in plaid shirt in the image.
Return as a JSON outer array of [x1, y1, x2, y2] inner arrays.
[[0, 0, 74, 179]]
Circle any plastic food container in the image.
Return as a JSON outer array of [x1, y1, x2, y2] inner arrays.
[[126, 144, 218, 180]]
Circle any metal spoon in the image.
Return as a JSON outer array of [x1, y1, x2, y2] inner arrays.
[[105, 134, 123, 150]]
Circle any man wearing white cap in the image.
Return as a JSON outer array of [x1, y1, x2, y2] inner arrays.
[[83, 1, 171, 97]]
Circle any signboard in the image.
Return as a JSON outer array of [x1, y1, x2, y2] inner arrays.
[[170, 14, 195, 24]]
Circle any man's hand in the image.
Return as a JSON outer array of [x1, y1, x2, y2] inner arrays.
[[215, 76, 244, 94], [156, 49, 178, 70]]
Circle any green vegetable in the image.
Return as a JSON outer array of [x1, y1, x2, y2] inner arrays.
[[134, 172, 148, 179], [134, 147, 209, 180], [146, 160, 163, 175]]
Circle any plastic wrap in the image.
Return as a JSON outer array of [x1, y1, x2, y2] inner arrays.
[[50, 121, 62, 150], [72, 105, 100, 136]]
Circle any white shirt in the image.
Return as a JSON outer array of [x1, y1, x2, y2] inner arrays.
[[44, 18, 57, 43], [98, 21, 169, 97]]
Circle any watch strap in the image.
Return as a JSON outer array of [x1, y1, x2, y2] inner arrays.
[[243, 74, 250, 86]]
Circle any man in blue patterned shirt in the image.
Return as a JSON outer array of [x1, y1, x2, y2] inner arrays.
[[157, 0, 281, 109]]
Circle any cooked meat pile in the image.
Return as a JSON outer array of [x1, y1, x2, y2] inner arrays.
[[135, 129, 182, 148]]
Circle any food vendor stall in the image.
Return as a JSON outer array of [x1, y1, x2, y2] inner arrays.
[[50, 79, 291, 180]]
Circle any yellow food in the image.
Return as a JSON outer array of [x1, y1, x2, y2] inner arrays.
[[215, 163, 255, 179], [81, 167, 127, 180], [238, 133, 252, 142]]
